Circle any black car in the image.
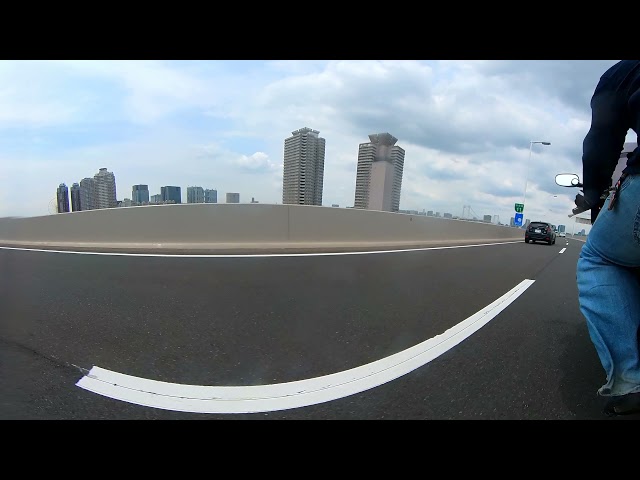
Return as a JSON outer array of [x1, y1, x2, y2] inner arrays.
[[525, 221, 556, 245]]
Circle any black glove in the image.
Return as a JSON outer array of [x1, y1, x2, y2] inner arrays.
[[573, 193, 592, 214], [574, 193, 606, 224]]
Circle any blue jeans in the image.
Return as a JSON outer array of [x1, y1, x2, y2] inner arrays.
[[577, 173, 640, 397]]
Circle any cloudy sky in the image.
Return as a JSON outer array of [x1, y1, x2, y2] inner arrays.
[[1, 60, 635, 233]]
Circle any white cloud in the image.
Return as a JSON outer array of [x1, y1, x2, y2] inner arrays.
[[232, 152, 279, 172]]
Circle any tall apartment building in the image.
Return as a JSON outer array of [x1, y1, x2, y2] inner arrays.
[[161, 186, 181, 204], [282, 127, 325, 206], [56, 183, 70, 213], [132, 184, 150, 204], [368, 158, 395, 212], [79, 177, 96, 211], [94, 167, 117, 209], [204, 189, 217, 203], [70, 183, 82, 212], [187, 186, 205, 203], [354, 133, 405, 212], [226, 192, 240, 203]]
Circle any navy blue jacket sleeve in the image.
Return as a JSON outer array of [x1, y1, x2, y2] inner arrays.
[[581, 74, 630, 206]]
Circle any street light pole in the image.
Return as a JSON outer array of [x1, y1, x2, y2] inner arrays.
[[522, 140, 551, 215]]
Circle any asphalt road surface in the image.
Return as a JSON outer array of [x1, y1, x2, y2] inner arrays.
[[1, 238, 635, 420]]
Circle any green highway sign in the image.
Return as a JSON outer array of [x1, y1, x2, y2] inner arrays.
[[515, 203, 524, 213]]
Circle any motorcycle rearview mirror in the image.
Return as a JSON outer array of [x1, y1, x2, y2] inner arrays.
[[555, 173, 582, 188]]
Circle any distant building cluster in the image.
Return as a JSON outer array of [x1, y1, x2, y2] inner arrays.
[[55, 170, 253, 214], [56, 167, 117, 213]]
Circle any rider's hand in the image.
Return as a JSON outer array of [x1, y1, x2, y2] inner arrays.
[[574, 193, 593, 212], [575, 192, 606, 224]]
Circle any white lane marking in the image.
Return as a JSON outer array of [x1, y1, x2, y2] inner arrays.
[[0, 240, 522, 258], [76, 279, 536, 414], [559, 248, 566, 254]]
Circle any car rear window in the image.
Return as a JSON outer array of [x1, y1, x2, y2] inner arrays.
[[529, 223, 548, 229]]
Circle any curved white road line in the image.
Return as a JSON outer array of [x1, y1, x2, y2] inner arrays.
[[76, 279, 535, 414], [0, 241, 522, 258]]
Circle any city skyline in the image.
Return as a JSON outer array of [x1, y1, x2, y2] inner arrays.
[[50, 163, 566, 231], [6, 60, 639, 233], [48, 146, 586, 229], [56, 172, 263, 207]]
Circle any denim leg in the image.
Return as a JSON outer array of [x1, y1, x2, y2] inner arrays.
[[576, 174, 640, 397]]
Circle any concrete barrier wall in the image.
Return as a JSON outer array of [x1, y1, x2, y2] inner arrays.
[[0, 204, 525, 250], [288, 205, 523, 242], [0, 204, 290, 244]]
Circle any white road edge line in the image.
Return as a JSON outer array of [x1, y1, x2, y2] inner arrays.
[[559, 247, 566, 254], [0, 240, 522, 258], [76, 278, 536, 414]]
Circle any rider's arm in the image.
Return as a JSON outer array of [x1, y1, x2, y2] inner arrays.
[[582, 76, 629, 207]]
